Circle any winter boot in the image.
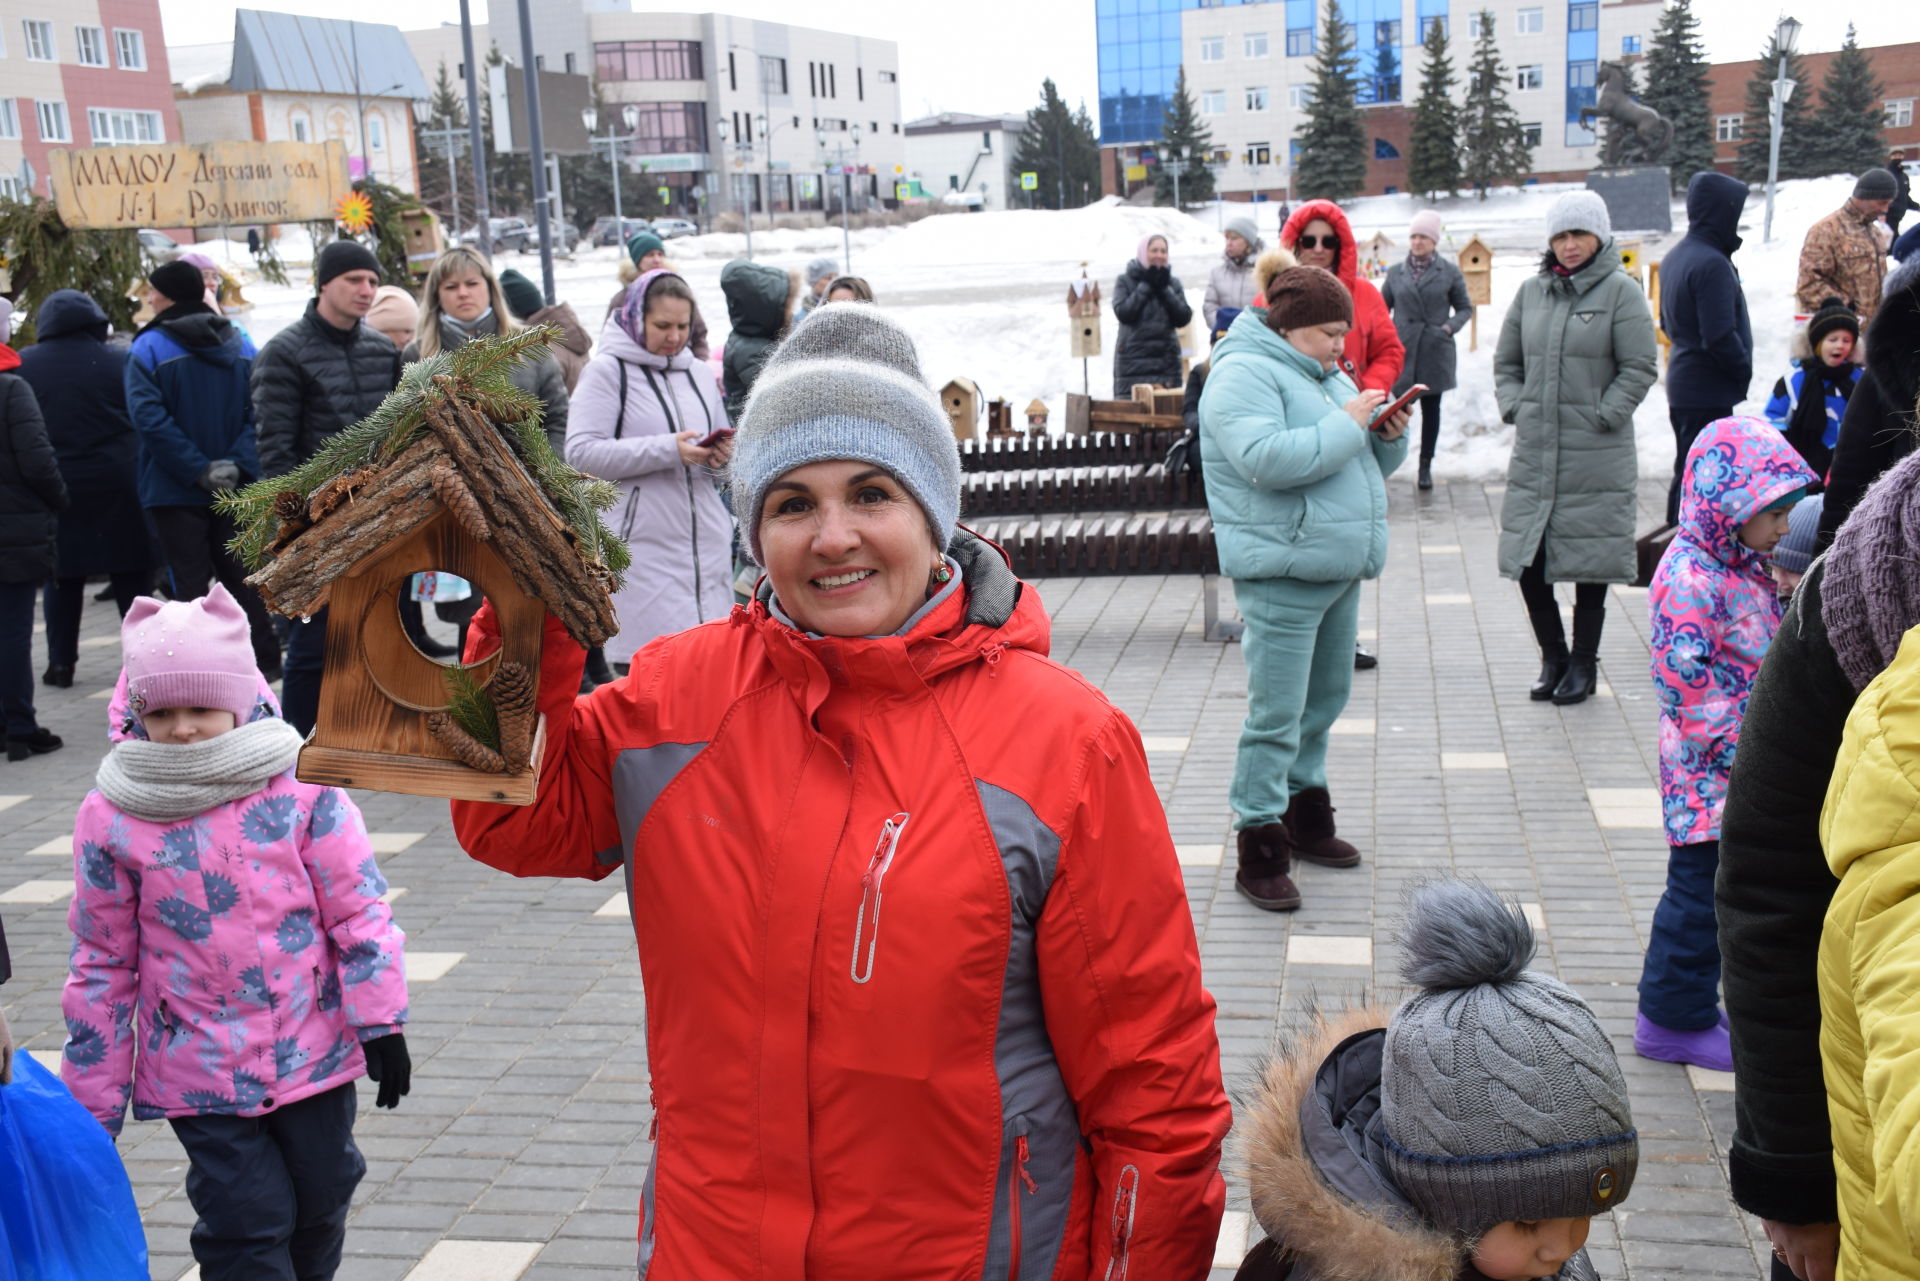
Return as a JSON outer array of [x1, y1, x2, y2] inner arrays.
[[1530, 641, 1569, 702], [1282, 787, 1363, 867], [1553, 604, 1605, 706], [1633, 1012, 1732, 1072], [1353, 641, 1378, 670], [1417, 462, 1433, 490], [1235, 823, 1302, 911], [6, 728, 63, 763]]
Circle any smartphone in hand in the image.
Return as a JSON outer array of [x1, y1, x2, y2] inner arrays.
[[1371, 384, 1429, 432], [696, 427, 737, 448]]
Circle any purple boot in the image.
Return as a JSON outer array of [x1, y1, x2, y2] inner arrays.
[[1634, 1012, 1733, 1072]]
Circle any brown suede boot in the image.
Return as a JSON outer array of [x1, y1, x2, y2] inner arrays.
[[1282, 787, 1362, 868], [1235, 823, 1302, 911]]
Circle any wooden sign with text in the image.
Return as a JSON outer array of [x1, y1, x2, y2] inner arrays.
[[47, 141, 350, 229]]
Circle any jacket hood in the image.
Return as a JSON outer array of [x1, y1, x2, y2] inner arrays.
[[161, 313, 244, 364], [1684, 172, 1748, 253], [593, 312, 698, 371], [1867, 264, 1920, 406], [721, 259, 797, 337], [1240, 1008, 1463, 1281], [531, 301, 592, 355], [1281, 201, 1360, 291], [34, 289, 110, 342], [1212, 307, 1343, 385], [1677, 416, 1819, 569]]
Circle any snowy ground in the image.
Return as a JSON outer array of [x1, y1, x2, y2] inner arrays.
[[214, 173, 1867, 482]]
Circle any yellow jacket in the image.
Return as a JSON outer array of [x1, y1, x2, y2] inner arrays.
[[1819, 623, 1920, 1279]]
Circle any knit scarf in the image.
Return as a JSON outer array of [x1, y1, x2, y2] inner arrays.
[[1789, 357, 1855, 458], [1407, 251, 1435, 283], [1821, 445, 1920, 690], [443, 307, 496, 337], [95, 719, 304, 822]]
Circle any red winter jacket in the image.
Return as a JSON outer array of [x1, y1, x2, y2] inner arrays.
[[1273, 201, 1406, 393], [452, 535, 1230, 1281]]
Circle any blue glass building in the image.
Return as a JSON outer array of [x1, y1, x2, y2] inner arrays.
[[1096, 0, 1191, 144]]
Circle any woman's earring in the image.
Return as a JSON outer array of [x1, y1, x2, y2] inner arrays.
[[930, 564, 953, 585]]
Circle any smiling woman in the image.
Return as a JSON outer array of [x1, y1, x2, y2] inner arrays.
[[451, 303, 1232, 1280]]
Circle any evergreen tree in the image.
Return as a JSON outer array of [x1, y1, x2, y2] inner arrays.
[[1460, 10, 1534, 197], [1736, 36, 1818, 182], [1640, 0, 1715, 190], [430, 59, 465, 128], [1406, 18, 1461, 198], [1293, 0, 1367, 202], [1155, 67, 1216, 206], [1815, 24, 1888, 176], [1013, 78, 1101, 209], [414, 60, 468, 230]]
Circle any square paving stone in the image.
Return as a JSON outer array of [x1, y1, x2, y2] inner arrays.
[[1285, 935, 1372, 967], [403, 1239, 544, 1281]]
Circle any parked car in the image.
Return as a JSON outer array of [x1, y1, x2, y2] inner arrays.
[[136, 228, 178, 258], [939, 190, 985, 211], [590, 215, 653, 248], [650, 218, 698, 239], [457, 218, 530, 253]]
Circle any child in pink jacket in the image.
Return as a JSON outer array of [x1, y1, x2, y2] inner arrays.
[[60, 584, 409, 1281]]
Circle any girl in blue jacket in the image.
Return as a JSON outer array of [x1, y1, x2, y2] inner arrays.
[[1764, 298, 1860, 483], [1197, 266, 1410, 913]]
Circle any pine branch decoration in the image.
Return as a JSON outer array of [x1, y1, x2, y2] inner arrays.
[[441, 662, 500, 750]]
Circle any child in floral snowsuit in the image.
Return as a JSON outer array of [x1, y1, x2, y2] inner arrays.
[[1638, 417, 1816, 1075], [61, 584, 409, 1281]]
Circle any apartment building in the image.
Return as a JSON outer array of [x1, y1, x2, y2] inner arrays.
[[1703, 41, 1920, 172]]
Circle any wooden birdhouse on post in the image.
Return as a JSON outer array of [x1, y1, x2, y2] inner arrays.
[[1067, 276, 1103, 359], [1363, 231, 1395, 280], [1457, 236, 1494, 350], [941, 377, 982, 442], [220, 329, 623, 805], [400, 207, 446, 278]]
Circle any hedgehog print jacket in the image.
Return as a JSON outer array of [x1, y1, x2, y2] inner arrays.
[[1650, 416, 1818, 847], [60, 679, 407, 1135]]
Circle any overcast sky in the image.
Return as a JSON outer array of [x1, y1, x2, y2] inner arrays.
[[158, 0, 1920, 123]]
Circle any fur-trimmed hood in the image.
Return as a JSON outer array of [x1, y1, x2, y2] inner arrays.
[[1236, 1008, 1599, 1281]]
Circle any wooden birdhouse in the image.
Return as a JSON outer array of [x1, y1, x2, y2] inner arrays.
[[1067, 274, 1103, 358], [401, 207, 446, 277], [229, 330, 620, 805], [1364, 231, 1395, 280], [1458, 236, 1494, 306], [942, 377, 982, 442], [1024, 398, 1050, 434]]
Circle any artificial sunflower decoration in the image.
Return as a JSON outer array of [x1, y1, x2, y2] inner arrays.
[[335, 190, 376, 236]]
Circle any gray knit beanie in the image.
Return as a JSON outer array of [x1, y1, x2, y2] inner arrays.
[[805, 256, 841, 286], [1380, 880, 1638, 1236], [732, 304, 960, 565], [1546, 190, 1612, 243], [1224, 216, 1262, 256], [1854, 167, 1899, 201]]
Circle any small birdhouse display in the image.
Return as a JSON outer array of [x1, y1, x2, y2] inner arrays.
[[219, 328, 625, 805], [1457, 236, 1494, 306], [1617, 239, 1644, 284], [1068, 269, 1103, 358], [1025, 398, 1050, 434], [1363, 231, 1394, 280], [942, 377, 982, 442], [400, 207, 446, 278]]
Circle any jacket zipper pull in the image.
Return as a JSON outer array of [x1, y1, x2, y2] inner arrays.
[[648, 1090, 660, 1141], [1015, 1135, 1037, 1194], [1106, 1164, 1140, 1280], [850, 812, 911, 984]]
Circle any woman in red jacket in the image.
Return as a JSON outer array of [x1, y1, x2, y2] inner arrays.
[[1275, 200, 1405, 394], [452, 304, 1230, 1281]]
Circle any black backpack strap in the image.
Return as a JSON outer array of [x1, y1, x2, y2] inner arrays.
[[613, 359, 629, 439]]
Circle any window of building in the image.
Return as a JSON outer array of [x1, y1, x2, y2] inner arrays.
[[23, 19, 55, 61], [1522, 121, 1543, 147], [1289, 84, 1312, 109], [819, 117, 847, 131], [1201, 90, 1227, 115], [36, 100, 70, 142], [1516, 64, 1543, 90], [1374, 19, 1401, 46], [1421, 15, 1448, 41], [74, 26, 106, 67], [114, 28, 145, 70], [0, 175, 22, 201], [1246, 85, 1270, 111], [1621, 35, 1641, 54], [1516, 8, 1544, 33], [1245, 32, 1268, 57], [594, 40, 703, 83], [1568, 60, 1597, 89], [87, 107, 163, 145], [1887, 99, 1914, 129], [533, 55, 544, 70], [1716, 112, 1744, 141], [878, 69, 896, 82], [760, 55, 787, 95], [858, 67, 864, 100], [368, 114, 385, 151], [291, 112, 310, 142], [1288, 138, 1302, 164], [1374, 137, 1400, 159], [727, 51, 737, 91], [0, 99, 18, 140], [625, 102, 709, 155], [1286, 28, 1315, 56], [1200, 36, 1225, 62], [1246, 142, 1271, 165], [1569, 3, 1598, 32], [564, 51, 576, 74]]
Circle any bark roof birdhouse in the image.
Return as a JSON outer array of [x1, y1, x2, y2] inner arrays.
[[219, 326, 624, 804]]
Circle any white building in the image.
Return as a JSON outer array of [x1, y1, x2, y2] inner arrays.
[[904, 112, 1026, 210], [1107, 0, 1664, 199], [405, 7, 906, 220]]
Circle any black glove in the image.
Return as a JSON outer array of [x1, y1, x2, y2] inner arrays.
[[197, 459, 242, 493], [1145, 264, 1172, 288], [361, 1032, 410, 1109]]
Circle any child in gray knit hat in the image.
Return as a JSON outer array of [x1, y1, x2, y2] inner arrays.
[[1235, 879, 1637, 1281]]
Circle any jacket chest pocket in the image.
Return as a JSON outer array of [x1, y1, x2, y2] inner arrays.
[[1561, 308, 1614, 360]]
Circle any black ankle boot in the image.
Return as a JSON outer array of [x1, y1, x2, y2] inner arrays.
[[1553, 604, 1605, 705], [1417, 462, 1433, 490], [7, 728, 63, 762], [1531, 644, 1569, 701], [1235, 823, 1301, 911]]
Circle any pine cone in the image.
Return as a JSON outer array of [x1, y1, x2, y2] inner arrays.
[[491, 661, 536, 774], [430, 463, 492, 542], [273, 490, 306, 521], [427, 711, 507, 773]]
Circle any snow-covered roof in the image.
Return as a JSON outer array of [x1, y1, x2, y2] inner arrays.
[[229, 10, 429, 100], [905, 112, 1028, 136], [169, 41, 234, 93]]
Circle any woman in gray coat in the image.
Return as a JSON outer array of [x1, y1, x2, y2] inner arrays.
[[1494, 192, 1658, 706], [1203, 216, 1263, 338], [1379, 210, 1472, 491]]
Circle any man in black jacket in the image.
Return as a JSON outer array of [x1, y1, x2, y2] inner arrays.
[[1658, 171, 1753, 526], [1815, 256, 1920, 549], [250, 241, 402, 734], [1889, 149, 1912, 236]]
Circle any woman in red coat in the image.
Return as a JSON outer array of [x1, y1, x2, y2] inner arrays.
[[1273, 200, 1406, 393], [453, 304, 1230, 1280]]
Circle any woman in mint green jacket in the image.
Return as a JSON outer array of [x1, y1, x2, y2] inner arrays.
[[1199, 265, 1410, 913]]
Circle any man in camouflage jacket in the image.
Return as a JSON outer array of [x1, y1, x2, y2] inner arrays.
[[1797, 170, 1896, 325]]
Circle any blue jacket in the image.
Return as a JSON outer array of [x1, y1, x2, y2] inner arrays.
[[1765, 358, 1861, 451], [125, 312, 260, 508], [1660, 171, 1754, 410], [1197, 310, 1407, 582]]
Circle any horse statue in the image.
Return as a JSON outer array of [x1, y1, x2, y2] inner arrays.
[[1578, 62, 1673, 166]]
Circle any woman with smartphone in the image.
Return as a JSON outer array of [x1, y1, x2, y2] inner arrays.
[[566, 270, 735, 672]]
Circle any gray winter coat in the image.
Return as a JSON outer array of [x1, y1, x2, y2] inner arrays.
[[566, 317, 734, 665], [1203, 252, 1260, 332], [1379, 256, 1473, 395], [402, 316, 569, 455], [1494, 242, 1659, 584]]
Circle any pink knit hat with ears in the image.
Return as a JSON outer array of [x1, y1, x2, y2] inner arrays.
[[121, 584, 261, 724]]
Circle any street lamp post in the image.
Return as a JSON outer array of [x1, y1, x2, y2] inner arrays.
[[816, 123, 862, 274], [717, 118, 753, 259], [457, 0, 492, 262], [1763, 15, 1803, 245], [414, 101, 468, 236], [584, 104, 640, 242]]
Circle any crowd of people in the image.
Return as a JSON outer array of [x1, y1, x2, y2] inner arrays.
[[2, 166, 1920, 1279]]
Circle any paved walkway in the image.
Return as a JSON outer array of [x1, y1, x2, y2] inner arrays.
[[0, 478, 1771, 1280]]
